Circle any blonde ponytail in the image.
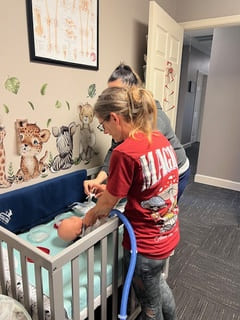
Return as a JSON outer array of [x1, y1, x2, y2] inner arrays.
[[94, 86, 157, 142]]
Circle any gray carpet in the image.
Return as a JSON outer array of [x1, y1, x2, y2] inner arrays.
[[168, 143, 240, 320]]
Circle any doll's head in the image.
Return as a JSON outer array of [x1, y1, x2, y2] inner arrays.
[[57, 216, 83, 242]]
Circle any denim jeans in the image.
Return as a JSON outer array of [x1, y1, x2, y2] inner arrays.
[[178, 166, 191, 201], [124, 250, 177, 320]]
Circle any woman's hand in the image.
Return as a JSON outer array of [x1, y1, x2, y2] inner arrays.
[[83, 171, 108, 195], [91, 183, 106, 198], [83, 189, 119, 227], [84, 178, 98, 195]]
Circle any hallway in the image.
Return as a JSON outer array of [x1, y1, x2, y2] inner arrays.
[[168, 143, 240, 319]]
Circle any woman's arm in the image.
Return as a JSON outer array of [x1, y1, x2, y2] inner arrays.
[[83, 189, 119, 227], [83, 171, 108, 195]]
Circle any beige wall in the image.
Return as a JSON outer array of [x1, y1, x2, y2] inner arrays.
[[196, 26, 240, 186], [0, 0, 177, 194], [176, 0, 240, 22]]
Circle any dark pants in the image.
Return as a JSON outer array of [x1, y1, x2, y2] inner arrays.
[[178, 167, 191, 201], [124, 250, 177, 320]]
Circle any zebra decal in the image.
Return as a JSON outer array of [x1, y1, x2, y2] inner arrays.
[[50, 122, 76, 172]]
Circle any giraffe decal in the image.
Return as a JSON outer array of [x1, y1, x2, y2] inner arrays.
[[0, 126, 11, 188]]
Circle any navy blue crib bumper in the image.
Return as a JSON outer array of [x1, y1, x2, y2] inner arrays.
[[0, 170, 87, 234]]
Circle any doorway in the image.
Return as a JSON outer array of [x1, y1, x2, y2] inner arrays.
[[176, 28, 212, 148]]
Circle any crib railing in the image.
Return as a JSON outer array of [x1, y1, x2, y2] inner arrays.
[[0, 167, 143, 319], [0, 215, 125, 320]]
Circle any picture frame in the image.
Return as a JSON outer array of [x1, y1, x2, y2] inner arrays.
[[26, 0, 99, 70]]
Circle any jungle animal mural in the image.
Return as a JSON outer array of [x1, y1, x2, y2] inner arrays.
[[50, 122, 77, 172], [78, 103, 97, 164], [15, 120, 51, 183], [0, 125, 11, 188], [1, 75, 99, 188]]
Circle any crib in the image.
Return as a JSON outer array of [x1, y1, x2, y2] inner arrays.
[[0, 167, 141, 319]]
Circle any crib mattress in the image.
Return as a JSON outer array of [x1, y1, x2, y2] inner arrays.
[[3, 211, 123, 319]]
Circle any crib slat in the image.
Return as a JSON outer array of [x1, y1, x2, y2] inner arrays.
[[34, 263, 45, 319], [112, 228, 119, 319], [49, 266, 65, 320], [19, 252, 31, 314], [87, 247, 94, 319], [71, 256, 80, 320], [100, 237, 107, 319], [0, 242, 6, 295], [8, 245, 17, 299]]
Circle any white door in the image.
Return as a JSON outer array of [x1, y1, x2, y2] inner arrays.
[[145, 1, 183, 130]]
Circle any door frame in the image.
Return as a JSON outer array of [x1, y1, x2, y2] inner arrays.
[[180, 14, 240, 31]]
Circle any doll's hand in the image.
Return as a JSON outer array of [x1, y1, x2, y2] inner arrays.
[[57, 216, 83, 242]]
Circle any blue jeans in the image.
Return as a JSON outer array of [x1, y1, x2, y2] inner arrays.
[[124, 250, 177, 320], [178, 166, 191, 201]]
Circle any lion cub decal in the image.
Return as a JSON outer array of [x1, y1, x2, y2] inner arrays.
[[78, 103, 97, 164], [15, 120, 51, 183]]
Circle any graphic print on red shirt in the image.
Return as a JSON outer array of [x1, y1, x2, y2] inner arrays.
[[107, 131, 180, 259]]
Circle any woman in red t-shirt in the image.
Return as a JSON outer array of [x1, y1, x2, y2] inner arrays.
[[59, 86, 179, 319], [84, 86, 179, 320]]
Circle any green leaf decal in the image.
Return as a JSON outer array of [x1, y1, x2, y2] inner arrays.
[[28, 101, 35, 110], [65, 100, 70, 110], [4, 77, 20, 94], [40, 83, 48, 95], [7, 162, 15, 183], [55, 100, 62, 108], [87, 83, 96, 98], [3, 104, 9, 113], [47, 118, 52, 127]]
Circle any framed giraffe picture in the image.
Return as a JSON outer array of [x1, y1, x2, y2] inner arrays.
[[26, 0, 99, 70]]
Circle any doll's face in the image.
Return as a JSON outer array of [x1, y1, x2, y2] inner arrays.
[[57, 216, 83, 242]]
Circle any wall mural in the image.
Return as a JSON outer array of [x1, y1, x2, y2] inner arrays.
[[51, 122, 76, 172], [1, 75, 98, 188], [15, 119, 51, 183], [0, 126, 11, 188], [77, 102, 97, 165]]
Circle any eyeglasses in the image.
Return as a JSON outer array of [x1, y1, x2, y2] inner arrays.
[[97, 119, 107, 132]]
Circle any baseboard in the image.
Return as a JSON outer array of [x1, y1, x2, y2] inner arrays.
[[194, 174, 240, 192]]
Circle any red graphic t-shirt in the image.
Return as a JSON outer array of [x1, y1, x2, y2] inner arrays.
[[107, 131, 180, 259]]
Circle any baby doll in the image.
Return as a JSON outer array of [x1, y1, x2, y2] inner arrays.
[[57, 216, 84, 242], [57, 215, 108, 242]]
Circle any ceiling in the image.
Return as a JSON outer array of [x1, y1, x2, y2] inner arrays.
[[184, 28, 214, 56]]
